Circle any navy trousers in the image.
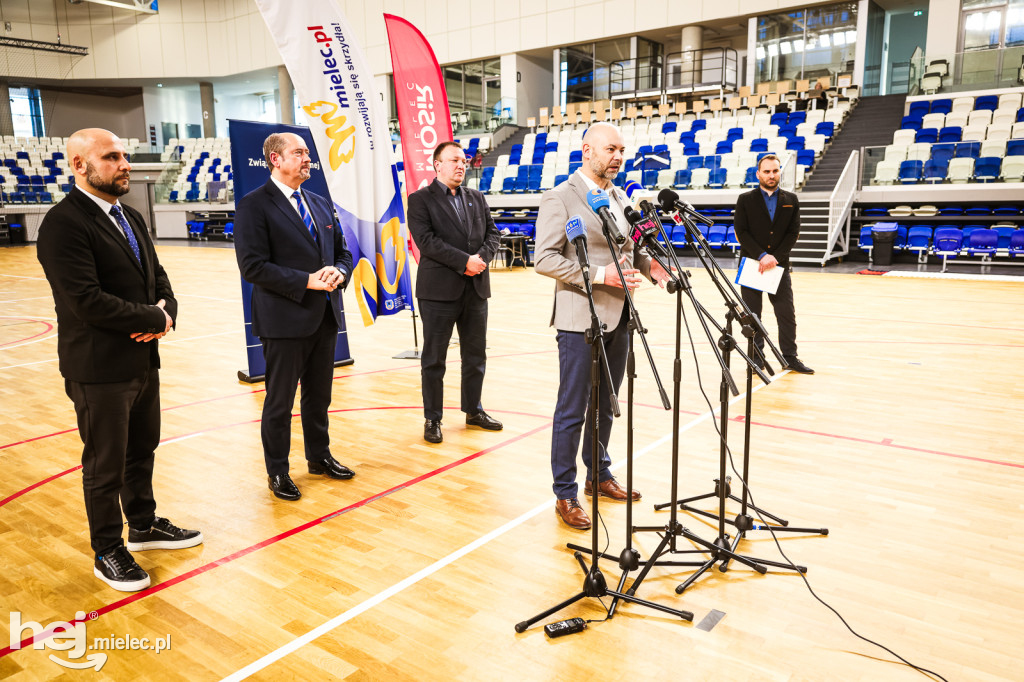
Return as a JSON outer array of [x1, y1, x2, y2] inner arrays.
[[550, 303, 629, 500]]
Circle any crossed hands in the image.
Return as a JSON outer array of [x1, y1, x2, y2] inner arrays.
[[308, 266, 346, 291], [131, 299, 172, 343]]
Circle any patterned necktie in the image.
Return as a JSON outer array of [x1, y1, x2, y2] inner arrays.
[[109, 205, 141, 264], [291, 190, 317, 243]]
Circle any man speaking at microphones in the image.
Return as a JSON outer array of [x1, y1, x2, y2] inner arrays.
[[534, 122, 673, 530]]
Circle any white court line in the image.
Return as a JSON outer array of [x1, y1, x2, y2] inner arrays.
[[161, 330, 237, 344], [0, 333, 57, 351], [219, 377, 777, 682], [0, 296, 53, 303], [0, 274, 47, 280], [0, 330, 237, 370], [0, 357, 57, 371], [176, 293, 238, 302]]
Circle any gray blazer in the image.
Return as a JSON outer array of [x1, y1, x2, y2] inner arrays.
[[534, 173, 652, 332]]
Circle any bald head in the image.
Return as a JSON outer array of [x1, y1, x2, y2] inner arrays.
[[67, 128, 131, 203], [581, 122, 624, 187]]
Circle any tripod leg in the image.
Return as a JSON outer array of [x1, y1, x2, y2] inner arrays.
[[654, 491, 717, 511], [675, 557, 716, 594], [514, 591, 588, 633], [607, 589, 694, 621]]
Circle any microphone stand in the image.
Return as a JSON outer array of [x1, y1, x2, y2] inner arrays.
[[516, 218, 691, 633], [654, 210, 826, 594], [565, 212, 678, 617], [579, 212, 775, 610]]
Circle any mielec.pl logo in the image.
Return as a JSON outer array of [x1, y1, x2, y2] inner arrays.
[[10, 610, 173, 671]]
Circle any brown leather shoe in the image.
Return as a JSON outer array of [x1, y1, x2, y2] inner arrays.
[[555, 498, 591, 530], [584, 478, 641, 501]]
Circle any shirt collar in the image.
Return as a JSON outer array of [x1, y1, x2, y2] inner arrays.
[[271, 174, 304, 201], [75, 184, 121, 216], [434, 177, 462, 197], [575, 169, 624, 202], [760, 186, 778, 200]]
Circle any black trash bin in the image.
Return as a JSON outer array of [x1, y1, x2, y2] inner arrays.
[[8, 223, 26, 245], [871, 223, 898, 267]]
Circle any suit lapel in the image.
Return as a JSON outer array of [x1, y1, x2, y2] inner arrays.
[[431, 181, 465, 235], [266, 181, 318, 251], [71, 190, 145, 277]]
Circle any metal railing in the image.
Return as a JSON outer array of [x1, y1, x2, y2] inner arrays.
[[823, 150, 858, 265], [608, 48, 738, 99], [780, 150, 797, 192], [916, 44, 1024, 94]]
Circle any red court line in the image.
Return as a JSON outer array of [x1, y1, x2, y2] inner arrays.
[[0, 418, 551, 659], [0, 318, 53, 348]]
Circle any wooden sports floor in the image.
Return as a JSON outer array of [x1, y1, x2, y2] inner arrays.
[[1, 243, 1022, 681]]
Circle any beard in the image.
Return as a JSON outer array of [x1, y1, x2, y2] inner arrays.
[[588, 157, 618, 180], [86, 162, 130, 197]]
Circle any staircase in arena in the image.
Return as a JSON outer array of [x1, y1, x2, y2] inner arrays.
[[801, 93, 907, 192], [793, 94, 908, 264]]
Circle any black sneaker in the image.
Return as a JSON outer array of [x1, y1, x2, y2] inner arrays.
[[127, 517, 203, 551], [94, 546, 151, 592]]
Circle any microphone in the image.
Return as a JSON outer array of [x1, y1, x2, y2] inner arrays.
[[624, 206, 670, 259], [658, 188, 714, 227], [586, 188, 626, 245], [565, 214, 590, 278], [623, 179, 644, 200]]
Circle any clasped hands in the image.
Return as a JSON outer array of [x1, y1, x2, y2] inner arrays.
[[307, 266, 346, 291], [131, 299, 172, 343], [604, 255, 676, 291]]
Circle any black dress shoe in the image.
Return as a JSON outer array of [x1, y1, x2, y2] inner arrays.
[[424, 419, 442, 443], [308, 455, 355, 479], [784, 356, 815, 374], [466, 410, 503, 431], [268, 474, 301, 501]]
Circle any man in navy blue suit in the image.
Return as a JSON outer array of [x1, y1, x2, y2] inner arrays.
[[234, 132, 355, 501]]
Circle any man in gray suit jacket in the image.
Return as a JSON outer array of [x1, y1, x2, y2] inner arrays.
[[535, 123, 672, 530]]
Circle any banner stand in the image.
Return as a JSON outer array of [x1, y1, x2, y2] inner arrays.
[[392, 308, 422, 359]]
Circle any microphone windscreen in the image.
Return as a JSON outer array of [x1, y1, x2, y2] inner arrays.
[[623, 179, 643, 199], [658, 188, 679, 211], [586, 188, 611, 212], [565, 214, 587, 243]]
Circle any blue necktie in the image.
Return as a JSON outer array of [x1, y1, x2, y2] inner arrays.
[[109, 205, 141, 264], [292, 190, 317, 243]]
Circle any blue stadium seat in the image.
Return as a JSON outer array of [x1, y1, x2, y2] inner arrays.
[[501, 177, 515, 193], [898, 159, 923, 183], [568, 161, 582, 174], [670, 224, 689, 247], [797, 149, 815, 167], [962, 225, 984, 242], [964, 206, 992, 215], [908, 101, 930, 118], [683, 143, 700, 155], [993, 206, 1021, 215], [726, 127, 744, 141], [554, 173, 568, 186], [716, 140, 734, 154], [661, 121, 677, 134], [673, 169, 691, 188], [478, 176, 492, 193], [938, 126, 962, 142], [815, 121, 835, 139], [933, 227, 963, 264], [923, 159, 947, 183], [930, 99, 952, 115], [900, 116, 923, 130], [974, 95, 998, 111], [687, 156, 704, 170], [569, 150, 583, 163], [770, 112, 788, 126], [1010, 229, 1024, 257], [915, 128, 938, 144], [777, 124, 798, 139], [169, 190, 179, 202], [786, 136, 805, 151], [1006, 139, 1024, 156], [707, 167, 727, 189], [642, 169, 658, 188], [907, 226, 933, 255], [708, 224, 728, 248], [894, 225, 909, 249], [931, 143, 956, 165], [743, 167, 758, 187], [1018, 107, 1024, 122], [789, 111, 807, 125], [954, 141, 980, 158], [967, 228, 998, 257], [690, 119, 707, 131], [858, 226, 874, 251], [726, 226, 740, 251], [749, 138, 768, 152], [862, 207, 889, 216], [223, 222, 234, 239], [974, 157, 1001, 182], [703, 155, 722, 170], [678, 131, 696, 144]]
